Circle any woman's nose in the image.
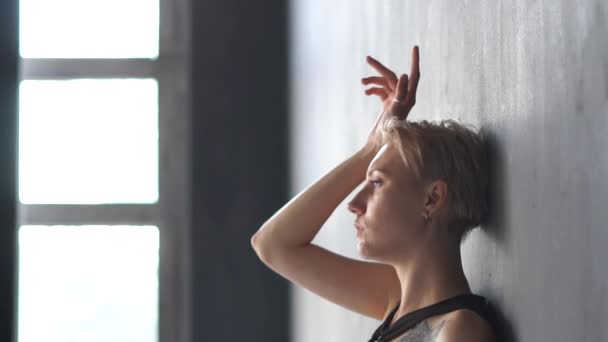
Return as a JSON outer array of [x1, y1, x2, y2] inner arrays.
[[347, 194, 366, 216], [347, 202, 361, 215]]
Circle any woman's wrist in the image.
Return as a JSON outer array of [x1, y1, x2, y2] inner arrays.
[[356, 144, 379, 164]]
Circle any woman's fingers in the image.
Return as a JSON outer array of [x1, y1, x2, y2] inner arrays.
[[366, 56, 398, 89], [364, 87, 389, 101], [363, 47, 420, 109], [362, 76, 392, 93], [406, 46, 420, 105], [393, 74, 409, 102]]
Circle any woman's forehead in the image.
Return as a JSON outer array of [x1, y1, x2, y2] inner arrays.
[[369, 143, 420, 187], [369, 144, 402, 175]]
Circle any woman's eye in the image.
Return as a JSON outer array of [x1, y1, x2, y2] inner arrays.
[[370, 180, 382, 188]]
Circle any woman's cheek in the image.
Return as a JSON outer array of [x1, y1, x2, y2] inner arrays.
[[371, 201, 390, 231]]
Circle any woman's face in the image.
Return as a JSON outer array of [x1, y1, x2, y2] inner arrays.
[[348, 143, 428, 262]]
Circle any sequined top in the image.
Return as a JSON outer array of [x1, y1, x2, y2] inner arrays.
[[368, 293, 496, 342]]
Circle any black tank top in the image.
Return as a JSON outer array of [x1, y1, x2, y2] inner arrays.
[[368, 293, 496, 342]]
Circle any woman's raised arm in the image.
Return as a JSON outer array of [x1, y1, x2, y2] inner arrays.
[[251, 46, 420, 320], [251, 146, 372, 257], [251, 147, 403, 320]]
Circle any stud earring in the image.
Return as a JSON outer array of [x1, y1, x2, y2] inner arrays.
[[423, 213, 432, 223]]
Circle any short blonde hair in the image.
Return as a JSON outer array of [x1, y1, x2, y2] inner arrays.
[[380, 117, 489, 243]]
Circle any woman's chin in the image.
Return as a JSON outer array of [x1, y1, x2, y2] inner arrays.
[[357, 241, 372, 259]]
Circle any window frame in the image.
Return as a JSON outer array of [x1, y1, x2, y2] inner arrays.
[[17, 0, 192, 340]]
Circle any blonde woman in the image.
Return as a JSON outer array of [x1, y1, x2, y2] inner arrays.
[[251, 46, 497, 342]]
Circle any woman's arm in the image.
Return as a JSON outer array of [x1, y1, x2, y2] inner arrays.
[[251, 146, 404, 321], [251, 146, 373, 260], [252, 45, 420, 256], [251, 46, 420, 320]]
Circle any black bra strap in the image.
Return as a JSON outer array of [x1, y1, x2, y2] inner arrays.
[[369, 294, 492, 342]]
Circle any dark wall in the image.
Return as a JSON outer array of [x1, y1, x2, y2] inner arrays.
[[191, 1, 290, 341], [0, 0, 18, 340]]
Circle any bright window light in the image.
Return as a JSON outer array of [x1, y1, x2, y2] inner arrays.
[[19, 0, 159, 58], [18, 225, 159, 342], [19, 79, 159, 204]]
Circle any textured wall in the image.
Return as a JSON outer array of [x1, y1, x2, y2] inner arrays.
[[288, 1, 608, 341]]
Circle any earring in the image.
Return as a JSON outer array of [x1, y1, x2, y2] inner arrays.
[[423, 213, 432, 223]]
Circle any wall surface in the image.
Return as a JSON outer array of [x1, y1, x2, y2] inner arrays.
[[191, 1, 290, 341], [288, 1, 608, 341]]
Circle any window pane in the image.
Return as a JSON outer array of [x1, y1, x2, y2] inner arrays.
[[18, 225, 159, 342], [19, 79, 158, 204], [19, 0, 159, 58]]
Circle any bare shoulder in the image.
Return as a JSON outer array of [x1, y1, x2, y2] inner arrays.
[[433, 309, 497, 342]]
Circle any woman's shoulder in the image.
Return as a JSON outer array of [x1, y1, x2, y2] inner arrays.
[[385, 310, 496, 342], [431, 309, 497, 341], [381, 295, 497, 341]]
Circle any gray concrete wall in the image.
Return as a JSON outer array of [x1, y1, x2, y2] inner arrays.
[[288, 1, 608, 341]]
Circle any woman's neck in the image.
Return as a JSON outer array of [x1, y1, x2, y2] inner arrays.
[[390, 238, 471, 321]]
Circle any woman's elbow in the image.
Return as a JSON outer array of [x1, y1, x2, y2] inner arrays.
[[251, 230, 273, 264]]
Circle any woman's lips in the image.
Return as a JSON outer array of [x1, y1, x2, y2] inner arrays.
[[354, 223, 364, 235]]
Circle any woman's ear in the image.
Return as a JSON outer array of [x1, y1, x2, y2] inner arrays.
[[423, 179, 448, 216]]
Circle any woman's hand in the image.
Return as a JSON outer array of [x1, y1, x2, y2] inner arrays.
[[362, 46, 420, 154]]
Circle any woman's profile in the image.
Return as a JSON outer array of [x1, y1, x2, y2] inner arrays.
[[251, 46, 497, 342]]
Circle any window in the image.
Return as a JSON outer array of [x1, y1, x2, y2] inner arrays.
[[18, 225, 159, 342], [19, 79, 159, 204], [17, 0, 191, 340], [19, 0, 159, 58]]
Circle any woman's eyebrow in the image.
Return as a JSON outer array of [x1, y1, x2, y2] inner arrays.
[[366, 168, 386, 179]]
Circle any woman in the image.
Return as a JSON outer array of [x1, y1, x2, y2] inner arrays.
[[251, 46, 497, 342]]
